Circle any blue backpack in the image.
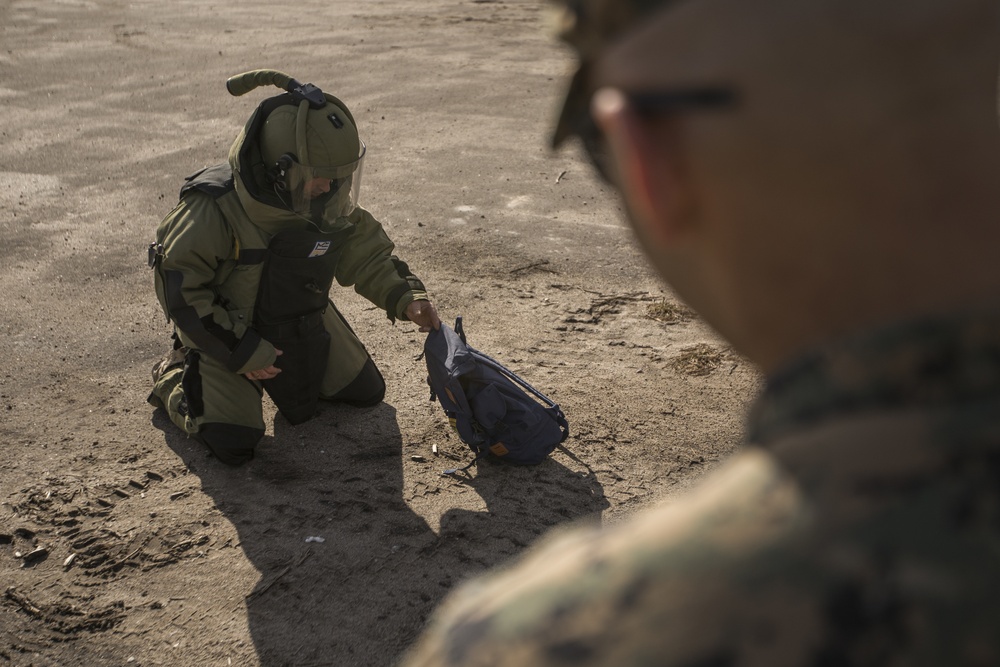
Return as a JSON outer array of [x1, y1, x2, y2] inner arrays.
[[424, 317, 569, 472]]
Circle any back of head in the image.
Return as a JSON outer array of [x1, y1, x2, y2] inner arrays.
[[551, 0, 1000, 370]]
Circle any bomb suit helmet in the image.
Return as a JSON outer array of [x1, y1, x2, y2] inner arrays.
[[227, 70, 366, 219], [260, 99, 365, 217]]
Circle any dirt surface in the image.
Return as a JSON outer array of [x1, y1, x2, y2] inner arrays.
[[0, 1, 760, 665]]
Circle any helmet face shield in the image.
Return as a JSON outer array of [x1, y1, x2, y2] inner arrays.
[[282, 140, 366, 218]]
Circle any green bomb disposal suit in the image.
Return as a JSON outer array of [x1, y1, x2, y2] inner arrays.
[[148, 73, 428, 465]]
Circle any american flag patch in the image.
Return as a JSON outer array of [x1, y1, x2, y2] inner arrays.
[[308, 241, 331, 258]]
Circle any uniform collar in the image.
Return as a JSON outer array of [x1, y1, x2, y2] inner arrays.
[[749, 309, 1000, 445]]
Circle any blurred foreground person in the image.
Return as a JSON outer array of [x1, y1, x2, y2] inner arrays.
[[148, 70, 439, 465], [403, 0, 1000, 664]]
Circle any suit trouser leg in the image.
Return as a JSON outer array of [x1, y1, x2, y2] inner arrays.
[[149, 349, 265, 465], [318, 304, 386, 407]]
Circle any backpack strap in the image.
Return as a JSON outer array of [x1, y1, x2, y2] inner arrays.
[[442, 456, 479, 476]]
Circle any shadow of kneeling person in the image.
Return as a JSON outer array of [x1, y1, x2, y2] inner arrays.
[[155, 401, 438, 665], [154, 401, 608, 666]]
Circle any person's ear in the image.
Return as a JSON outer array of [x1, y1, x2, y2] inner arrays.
[[592, 88, 691, 248]]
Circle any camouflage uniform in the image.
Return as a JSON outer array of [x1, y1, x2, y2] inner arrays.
[[399, 2, 1000, 663], [402, 311, 1000, 666]]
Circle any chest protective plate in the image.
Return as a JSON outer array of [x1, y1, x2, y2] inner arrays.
[[255, 225, 353, 424], [254, 226, 353, 327]]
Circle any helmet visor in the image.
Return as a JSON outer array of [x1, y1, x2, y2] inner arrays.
[[283, 140, 366, 218]]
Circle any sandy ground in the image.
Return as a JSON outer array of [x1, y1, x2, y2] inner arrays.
[[0, 1, 760, 665]]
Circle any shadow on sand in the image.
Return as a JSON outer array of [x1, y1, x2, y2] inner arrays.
[[154, 401, 606, 666]]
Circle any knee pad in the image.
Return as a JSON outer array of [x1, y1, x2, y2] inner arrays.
[[197, 423, 264, 466]]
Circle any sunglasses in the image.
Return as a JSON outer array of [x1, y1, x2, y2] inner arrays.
[[578, 87, 738, 183]]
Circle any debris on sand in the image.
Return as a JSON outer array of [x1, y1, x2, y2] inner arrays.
[[647, 300, 696, 325], [671, 344, 726, 376]]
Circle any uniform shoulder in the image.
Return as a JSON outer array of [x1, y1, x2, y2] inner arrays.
[[179, 163, 235, 201]]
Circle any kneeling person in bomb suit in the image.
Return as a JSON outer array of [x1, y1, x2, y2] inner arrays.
[[147, 70, 440, 466]]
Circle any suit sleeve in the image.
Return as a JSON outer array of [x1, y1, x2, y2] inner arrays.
[[154, 194, 276, 374], [333, 206, 429, 322]]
